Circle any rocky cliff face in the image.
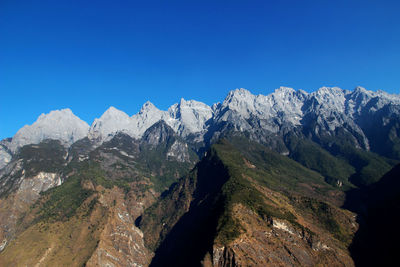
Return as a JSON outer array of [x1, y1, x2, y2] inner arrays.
[[85, 186, 154, 267], [209, 87, 400, 159], [0, 140, 12, 170], [211, 204, 354, 267], [87, 99, 213, 145], [0, 140, 67, 253], [88, 106, 138, 142], [142, 121, 191, 163], [2, 87, 399, 171]]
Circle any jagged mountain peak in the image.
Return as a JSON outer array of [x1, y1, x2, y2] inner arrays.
[[89, 106, 135, 141], [177, 98, 209, 108], [139, 101, 160, 114], [225, 88, 254, 100], [350, 86, 399, 101], [348, 87, 374, 109], [170, 98, 212, 114], [351, 86, 372, 98], [2, 86, 400, 168], [308, 87, 347, 112], [167, 99, 213, 137], [346, 87, 400, 116], [37, 108, 74, 121], [314, 86, 345, 97], [131, 102, 169, 137], [375, 89, 400, 104], [211, 102, 221, 110], [273, 86, 297, 96], [270, 87, 306, 103], [354, 86, 368, 94], [221, 88, 256, 116], [216, 87, 307, 127], [142, 120, 176, 146], [9, 108, 89, 153], [101, 106, 130, 119], [179, 97, 187, 106]]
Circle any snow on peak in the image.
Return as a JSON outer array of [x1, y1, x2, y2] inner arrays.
[[178, 98, 211, 110], [179, 98, 187, 106], [315, 86, 345, 97], [217, 87, 305, 126], [101, 106, 129, 119], [37, 108, 74, 121], [349, 87, 399, 102], [10, 108, 89, 152], [267, 87, 305, 124], [375, 89, 400, 104], [131, 102, 169, 138], [225, 88, 253, 100], [354, 86, 368, 94], [139, 101, 159, 114], [273, 86, 296, 95], [4, 86, 399, 155], [220, 88, 256, 118], [168, 98, 213, 135], [348, 87, 374, 108], [309, 87, 347, 112], [88, 106, 136, 141], [88, 98, 213, 143]]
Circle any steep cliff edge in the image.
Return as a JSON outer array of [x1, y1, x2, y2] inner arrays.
[[139, 139, 357, 266]]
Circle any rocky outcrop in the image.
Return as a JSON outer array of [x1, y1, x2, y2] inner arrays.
[[87, 99, 213, 144], [88, 106, 139, 142], [166, 140, 190, 162], [141, 121, 176, 146], [141, 121, 192, 163], [0, 141, 68, 251], [86, 187, 153, 267], [0, 141, 12, 169], [211, 204, 355, 267], [209, 87, 400, 157], [0, 171, 61, 251]]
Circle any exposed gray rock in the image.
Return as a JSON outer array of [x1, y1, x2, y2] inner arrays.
[[0, 143, 12, 170], [167, 141, 190, 162], [0, 109, 89, 171], [2, 86, 400, 171], [142, 121, 176, 147], [87, 99, 213, 144]]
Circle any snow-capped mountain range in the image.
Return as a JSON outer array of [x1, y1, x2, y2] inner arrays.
[[1, 86, 399, 169], [88, 98, 213, 142]]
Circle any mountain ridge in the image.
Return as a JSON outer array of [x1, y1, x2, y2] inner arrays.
[[1, 86, 399, 170]]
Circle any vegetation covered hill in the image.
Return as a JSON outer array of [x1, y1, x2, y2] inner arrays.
[[139, 138, 357, 266]]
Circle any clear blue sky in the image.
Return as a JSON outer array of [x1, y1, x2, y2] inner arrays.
[[1, 0, 399, 139]]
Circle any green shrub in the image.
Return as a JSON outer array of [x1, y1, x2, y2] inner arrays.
[[35, 175, 93, 222]]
